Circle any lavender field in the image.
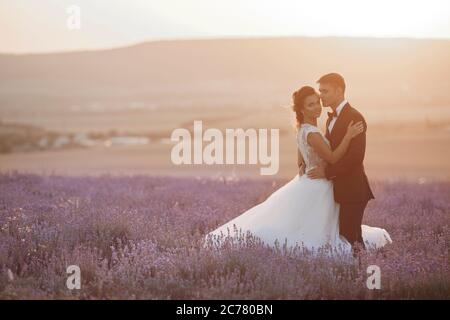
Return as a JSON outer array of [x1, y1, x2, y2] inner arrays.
[[0, 172, 449, 299]]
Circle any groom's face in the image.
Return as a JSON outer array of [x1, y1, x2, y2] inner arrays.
[[318, 83, 338, 108]]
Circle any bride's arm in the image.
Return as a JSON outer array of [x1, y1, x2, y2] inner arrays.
[[307, 121, 364, 164]]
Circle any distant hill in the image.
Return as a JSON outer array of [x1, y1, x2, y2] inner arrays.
[[0, 37, 449, 109]]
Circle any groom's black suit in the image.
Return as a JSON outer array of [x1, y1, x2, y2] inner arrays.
[[324, 102, 374, 249]]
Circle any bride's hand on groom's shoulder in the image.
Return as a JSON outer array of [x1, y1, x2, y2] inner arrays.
[[346, 120, 364, 139]]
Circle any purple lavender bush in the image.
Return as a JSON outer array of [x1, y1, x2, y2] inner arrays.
[[0, 171, 448, 299]]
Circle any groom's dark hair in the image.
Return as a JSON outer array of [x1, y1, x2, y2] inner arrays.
[[317, 73, 346, 93]]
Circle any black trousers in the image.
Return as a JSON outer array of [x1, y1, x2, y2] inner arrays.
[[339, 201, 368, 250]]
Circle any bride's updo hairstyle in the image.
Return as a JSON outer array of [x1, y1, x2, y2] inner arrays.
[[292, 86, 317, 128]]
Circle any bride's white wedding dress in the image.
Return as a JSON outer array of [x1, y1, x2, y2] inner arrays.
[[205, 123, 392, 253]]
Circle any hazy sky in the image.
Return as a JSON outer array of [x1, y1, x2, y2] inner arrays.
[[2, 0, 450, 53]]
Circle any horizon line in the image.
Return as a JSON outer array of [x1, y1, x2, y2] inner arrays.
[[2, 34, 450, 56]]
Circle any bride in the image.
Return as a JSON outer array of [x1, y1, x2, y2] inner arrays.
[[204, 86, 392, 254]]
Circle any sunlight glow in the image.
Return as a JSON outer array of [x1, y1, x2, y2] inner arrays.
[[1, 0, 449, 53]]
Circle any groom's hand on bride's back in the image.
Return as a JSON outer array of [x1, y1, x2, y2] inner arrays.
[[307, 165, 326, 179], [298, 162, 305, 176]]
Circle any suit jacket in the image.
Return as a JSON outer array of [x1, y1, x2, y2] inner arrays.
[[325, 103, 375, 203]]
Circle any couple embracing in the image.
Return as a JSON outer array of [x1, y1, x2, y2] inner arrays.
[[206, 73, 392, 255]]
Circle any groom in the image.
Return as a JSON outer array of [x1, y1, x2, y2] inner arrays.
[[307, 73, 374, 252]]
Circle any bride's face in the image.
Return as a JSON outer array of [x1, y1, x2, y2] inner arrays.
[[302, 94, 322, 119]]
